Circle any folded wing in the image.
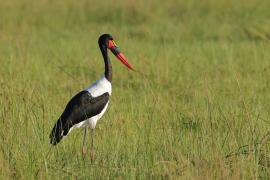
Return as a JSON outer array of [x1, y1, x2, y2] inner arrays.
[[50, 91, 109, 145]]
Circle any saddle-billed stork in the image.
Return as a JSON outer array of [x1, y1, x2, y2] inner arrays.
[[49, 34, 134, 160]]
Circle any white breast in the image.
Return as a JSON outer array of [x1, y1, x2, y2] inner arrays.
[[85, 76, 112, 97]]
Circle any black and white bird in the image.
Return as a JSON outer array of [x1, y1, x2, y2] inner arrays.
[[49, 34, 134, 160]]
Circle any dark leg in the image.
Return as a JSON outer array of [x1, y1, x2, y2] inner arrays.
[[90, 128, 94, 161], [82, 127, 87, 159]]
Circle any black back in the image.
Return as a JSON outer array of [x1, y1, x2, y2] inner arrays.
[[50, 91, 109, 145]]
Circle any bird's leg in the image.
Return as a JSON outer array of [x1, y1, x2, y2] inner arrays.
[[82, 127, 87, 159], [90, 128, 94, 161]]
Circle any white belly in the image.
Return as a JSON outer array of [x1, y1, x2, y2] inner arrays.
[[85, 102, 109, 129], [68, 102, 109, 133]]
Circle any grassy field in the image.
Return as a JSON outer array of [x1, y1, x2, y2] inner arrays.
[[0, 0, 270, 179]]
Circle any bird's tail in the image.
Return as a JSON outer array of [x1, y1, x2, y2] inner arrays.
[[49, 120, 64, 145]]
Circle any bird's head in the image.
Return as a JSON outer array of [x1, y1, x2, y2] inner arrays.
[[98, 34, 134, 70]]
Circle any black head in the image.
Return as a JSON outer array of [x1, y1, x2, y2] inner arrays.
[[98, 33, 134, 70], [98, 34, 114, 47]]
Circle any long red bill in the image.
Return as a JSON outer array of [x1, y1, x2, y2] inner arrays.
[[108, 40, 134, 71], [116, 52, 134, 70]]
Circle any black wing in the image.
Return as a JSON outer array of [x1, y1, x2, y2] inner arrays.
[[50, 91, 109, 145]]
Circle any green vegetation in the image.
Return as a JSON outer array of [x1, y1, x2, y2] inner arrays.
[[0, 0, 270, 179]]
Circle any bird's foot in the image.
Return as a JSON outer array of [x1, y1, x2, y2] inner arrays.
[[82, 146, 87, 159]]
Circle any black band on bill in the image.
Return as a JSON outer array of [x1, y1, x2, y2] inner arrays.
[[110, 47, 121, 55]]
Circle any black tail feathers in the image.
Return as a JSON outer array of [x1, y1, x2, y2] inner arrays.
[[50, 121, 64, 145]]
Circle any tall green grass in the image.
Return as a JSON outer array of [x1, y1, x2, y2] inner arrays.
[[0, 0, 270, 179]]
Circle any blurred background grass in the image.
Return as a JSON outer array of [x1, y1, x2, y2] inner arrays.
[[0, 0, 270, 179]]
